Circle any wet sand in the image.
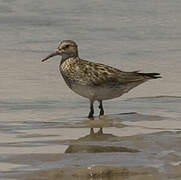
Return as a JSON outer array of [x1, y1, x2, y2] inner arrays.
[[0, 108, 181, 180]]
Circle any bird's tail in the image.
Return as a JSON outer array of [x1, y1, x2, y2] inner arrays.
[[140, 72, 162, 79]]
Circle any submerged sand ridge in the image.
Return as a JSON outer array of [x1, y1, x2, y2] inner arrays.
[[0, 109, 180, 180], [3, 130, 181, 180]]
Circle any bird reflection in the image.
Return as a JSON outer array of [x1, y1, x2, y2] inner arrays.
[[90, 127, 103, 136], [65, 127, 139, 153]]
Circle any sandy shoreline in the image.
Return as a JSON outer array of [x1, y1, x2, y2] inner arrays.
[[0, 112, 180, 179]]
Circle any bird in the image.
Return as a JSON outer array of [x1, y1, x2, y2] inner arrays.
[[42, 40, 161, 119]]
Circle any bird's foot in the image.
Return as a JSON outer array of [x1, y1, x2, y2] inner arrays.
[[99, 109, 104, 116], [98, 101, 104, 117], [88, 112, 94, 120]]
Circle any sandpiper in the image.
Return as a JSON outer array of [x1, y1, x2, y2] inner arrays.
[[42, 40, 161, 119]]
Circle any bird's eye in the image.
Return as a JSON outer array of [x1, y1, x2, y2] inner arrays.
[[65, 45, 70, 48]]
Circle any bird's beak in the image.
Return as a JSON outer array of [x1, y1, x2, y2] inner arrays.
[[41, 51, 61, 62]]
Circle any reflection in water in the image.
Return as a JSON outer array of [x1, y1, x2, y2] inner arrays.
[[90, 127, 103, 135], [65, 128, 139, 153]]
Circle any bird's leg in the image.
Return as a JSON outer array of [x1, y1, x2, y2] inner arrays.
[[88, 100, 94, 119], [98, 100, 104, 116]]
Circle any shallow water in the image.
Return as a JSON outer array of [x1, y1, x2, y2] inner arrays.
[[0, 0, 181, 179]]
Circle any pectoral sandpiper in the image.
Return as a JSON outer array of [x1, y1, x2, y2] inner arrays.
[[42, 40, 161, 119]]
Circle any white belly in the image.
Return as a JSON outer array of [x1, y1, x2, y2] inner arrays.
[[70, 83, 138, 101]]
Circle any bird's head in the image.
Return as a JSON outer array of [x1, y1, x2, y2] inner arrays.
[[42, 40, 78, 62]]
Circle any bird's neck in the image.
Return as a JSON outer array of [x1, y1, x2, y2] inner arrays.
[[61, 53, 79, 64]]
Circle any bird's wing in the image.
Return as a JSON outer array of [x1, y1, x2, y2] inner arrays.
[[71, 59, 147, 86]]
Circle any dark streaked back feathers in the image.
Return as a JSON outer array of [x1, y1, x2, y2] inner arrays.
[[60, 58, 161, 87]]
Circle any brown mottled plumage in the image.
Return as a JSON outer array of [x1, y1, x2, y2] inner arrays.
[[42, 40, 161, 119]]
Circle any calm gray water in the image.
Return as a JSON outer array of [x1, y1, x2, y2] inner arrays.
[[0, 0, 181, 121]]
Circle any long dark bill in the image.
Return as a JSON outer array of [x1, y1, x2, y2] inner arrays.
[[41, 51, 60, 62]]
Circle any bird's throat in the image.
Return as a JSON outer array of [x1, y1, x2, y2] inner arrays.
[[61, 53, 79, 64]]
